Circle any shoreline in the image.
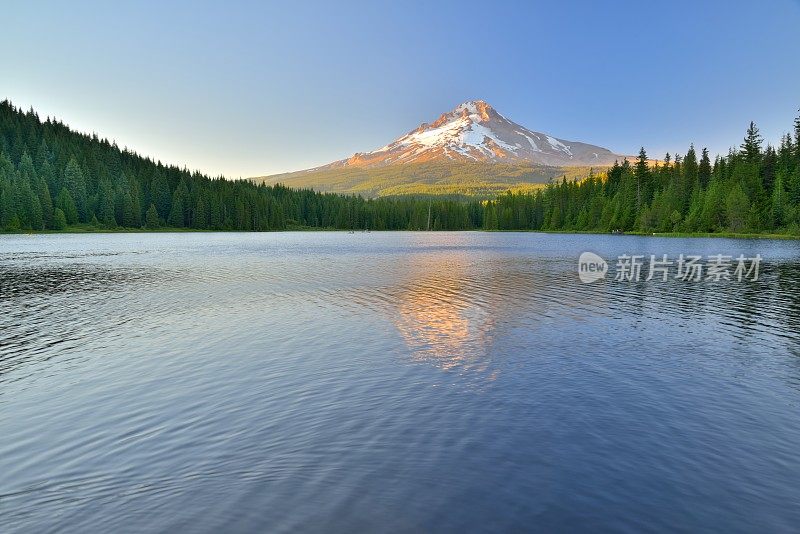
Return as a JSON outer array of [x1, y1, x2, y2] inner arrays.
[[2, 226, 800, 240]]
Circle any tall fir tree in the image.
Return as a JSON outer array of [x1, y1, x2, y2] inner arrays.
[[63, 157, 87, 221], [55, 188, 79, 224], [145, 203, 161, 228], [634, 147, 649, 212], [698, 147, 712, 188], [741, 121, 763, 164]]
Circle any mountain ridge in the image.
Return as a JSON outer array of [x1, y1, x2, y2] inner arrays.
[[253, 100, 624, 197], [300, 100, 622, 170]]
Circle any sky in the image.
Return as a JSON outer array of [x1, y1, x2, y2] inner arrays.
[[3, 0, 800, 177]]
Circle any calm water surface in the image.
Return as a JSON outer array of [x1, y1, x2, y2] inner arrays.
[[1, 232, 800, 533]]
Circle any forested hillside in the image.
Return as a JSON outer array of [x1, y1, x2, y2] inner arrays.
[[2, 100, 799, 235], [484, 114, 800, 234], [0, 101, 482, 231], [255, 161, 598, 198]]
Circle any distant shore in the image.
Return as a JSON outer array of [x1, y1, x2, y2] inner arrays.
[[3, 225, 800, 240], [531, 229, 800, 240]]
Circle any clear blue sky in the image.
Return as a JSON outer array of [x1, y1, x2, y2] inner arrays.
[[3, 0, 800, 177]]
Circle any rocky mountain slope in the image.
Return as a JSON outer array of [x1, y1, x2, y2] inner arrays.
[[255, 100, 623, 197]]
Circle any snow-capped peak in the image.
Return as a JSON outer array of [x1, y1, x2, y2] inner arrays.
[[327, 100, 620, 168]]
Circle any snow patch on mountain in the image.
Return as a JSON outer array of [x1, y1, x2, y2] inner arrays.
[[319, 100, 621, 169]]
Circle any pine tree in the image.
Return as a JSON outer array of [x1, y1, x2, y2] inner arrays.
[[64, 158, 87, 221], [698, 148, 712, 188], [683, 145, 699, 195], [0, 180, 13, 228], [19, 152, 53, 227], [794, 110, 800, 160], [725, 183, 750, 232], [145, 203, 160, 228], [168, 188, 185, 227], [741, 121, 763, 164], [772, 174, 787, 228], [34, 139, 51, 171], [701, 179, 727, 231], [634, 147, 649, 211], [52, 207, 67, 230], [55, 188, 79, 224], [96, 180, 116, 226], [151, 172, 171, 219], [790, 165, 800, 207], [193, 197, 208, 229], [129, 180, 142, 227], [15, 177, 44, 230], [121, 191, 135, 227], [40, 160, 59, 206], [761, 145, 777, 192], [484, 204, 498, 230]]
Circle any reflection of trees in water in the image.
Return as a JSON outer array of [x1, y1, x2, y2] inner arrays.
[[383, 254, 800, 383], [772, 261, 800, 361], [0, 264, 160, 381], [0, 265, 156, 298], [385, 254, 608, 377], [774, 261, 800, 317], [637, 260, 800, 346]]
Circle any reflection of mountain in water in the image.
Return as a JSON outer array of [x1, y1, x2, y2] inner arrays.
[[384, 252, 606, 377], [393, 260, 496, 375], [382, 252, 800, 381]]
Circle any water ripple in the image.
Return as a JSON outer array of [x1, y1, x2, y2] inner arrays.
[[1, 232, 800, 532]]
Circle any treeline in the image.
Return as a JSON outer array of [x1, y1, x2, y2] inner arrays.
[[3, 99, 800, 235], [255, 161, 586, 198], [0, 100, 482, 231], [485, 114, 800, 234]]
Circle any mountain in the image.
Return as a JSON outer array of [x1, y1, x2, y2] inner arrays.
[[257, 162, 602, 199], [324, 100, 620, 168], [254, 100, 623, 197]]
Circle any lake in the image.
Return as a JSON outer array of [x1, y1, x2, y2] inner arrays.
[[1, 232, 799, 533]]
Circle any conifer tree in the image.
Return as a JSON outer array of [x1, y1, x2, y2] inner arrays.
[[761, 145, 777, 192], [145, 203, 160, 228], [726, 184, 749, 232], [19, 152, 54, 227], [634, 147, 650, 211], [168, 188, 185, 227], [151, 172, 171, 219], [64, 158, 87, 221], [52, 207, 67, 230], [698, 148, 712, 188], [55, 188, 79, 224], [96, 180, 116, 226], [772, 174, 787, 228], [683, 145, 699, 201], [741, 121, 763, 163], [15, 177, 43, 230]]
